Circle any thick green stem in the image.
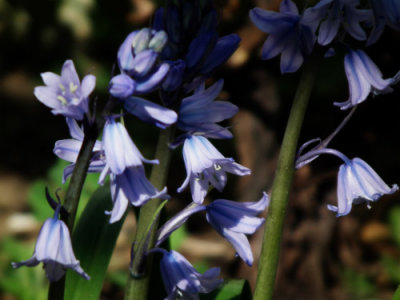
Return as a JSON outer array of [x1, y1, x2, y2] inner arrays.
[[48, 120, 101, 300], [125, 127, 173, 300], [254, 57, 320, 300]]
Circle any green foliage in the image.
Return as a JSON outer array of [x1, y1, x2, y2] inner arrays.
[[200, 280, 252, 300], [0, 237, 47, 300], [28, 159, 99, 222], [342, 267, 376, 299], [389, 206, 400, 248], [64, 185, 125, 300], [169, 223, 188, 250]]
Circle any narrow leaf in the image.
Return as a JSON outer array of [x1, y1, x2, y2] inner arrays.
[[65, 185, 126, 300]]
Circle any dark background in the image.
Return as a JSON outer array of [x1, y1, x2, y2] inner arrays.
[[1, 0, 400, 299]]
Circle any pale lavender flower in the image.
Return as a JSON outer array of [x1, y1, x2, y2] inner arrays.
[[295, 146, 398, 216], [53, 118, 104, 183], [12, 205, 89, 282], [154, 249, 222, 300], [34, 60, 95, 120], [334, 49, 400, 110], [99, 117, 168, 222], [249, 0, 316, 73], [329, 156, 398, 216], [304, 0, 371, 46], [123, 96, 177, 129], [206, 193, 269, 266], [178, 135, 251, 203], [109, 28, 170, 98], [102, 117, 158, 175], [178, 79, 238, 139], [106, 168, 168, 223]]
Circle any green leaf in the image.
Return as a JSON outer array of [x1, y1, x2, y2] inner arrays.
[[200, 279, 252, 300], [389, 206, 400, 248], [392, 285, 400, 300], [64, 185, 125, 300]]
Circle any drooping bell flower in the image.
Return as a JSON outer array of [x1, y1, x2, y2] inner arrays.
[[150, 249, 222, 300], [334, 49, 400, 110], [296, 146, 398, 216], [178, 135, 250, 203], [303, 0, 371, 46], [12, 204, 89, 282], [205, 193, 269, 266]]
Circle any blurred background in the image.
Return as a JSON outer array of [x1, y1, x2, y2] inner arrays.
[[2, 0, 400, 299]]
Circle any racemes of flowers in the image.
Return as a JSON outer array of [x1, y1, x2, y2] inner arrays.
[[13, 1, 269, 299], [250, 0, 400, 216], [13, 0, 400, 299]]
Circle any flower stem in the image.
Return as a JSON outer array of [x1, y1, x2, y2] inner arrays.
[[125, 127, 174, 300], [48, 119, 101, 300], [254, 56, 320, 300]]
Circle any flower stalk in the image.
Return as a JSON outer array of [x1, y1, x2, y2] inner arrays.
[[125, 126, 174, 300], [47, 118, 102, 300], [254, 55, 321, 300]]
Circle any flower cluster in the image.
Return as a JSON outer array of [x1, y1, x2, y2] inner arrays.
[[250, 0, 400, 219], [250, 0, 400, 108], [20, 1, 269, 298]]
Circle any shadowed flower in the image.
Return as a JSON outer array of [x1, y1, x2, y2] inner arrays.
[[34, 60, 95, 120], [367, 0, 400, 45], [178, 135, 250, 203], [334, 49, 400, 110], [178, 79, 238, 139], [12, 205, 89, 282], [153, 249, 222, 300], [206, 193, 269, 266], [304, 0, 371, 46], [249, 0, 316, 73]]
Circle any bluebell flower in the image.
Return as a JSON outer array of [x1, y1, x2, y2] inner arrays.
[[155, 193, 269, 266], [154, 249, 223, 300], [153, 3, 240, 99], [331, 156, 398, 216], [200, 34, 241, 75], [367, 0, 400, 45], [98, 117, 168, 222], [178, 135, 251, 203], [295, 146, 398, 216], [334, 49, 400, 110], [106, 168, 168, 223], [206, 193, 269, 266], [109, 28, 170, 98], [123, 96, 177, 129], [249, 0, 316, 73], [102, 117, 159, 175], [178, 79, 238, 139], [304, 0, 371, 46], [12, 205, 89, 282], [161, 60, 186, 92], [53, 118, 104, 183], [34, 60, 95, 120]]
